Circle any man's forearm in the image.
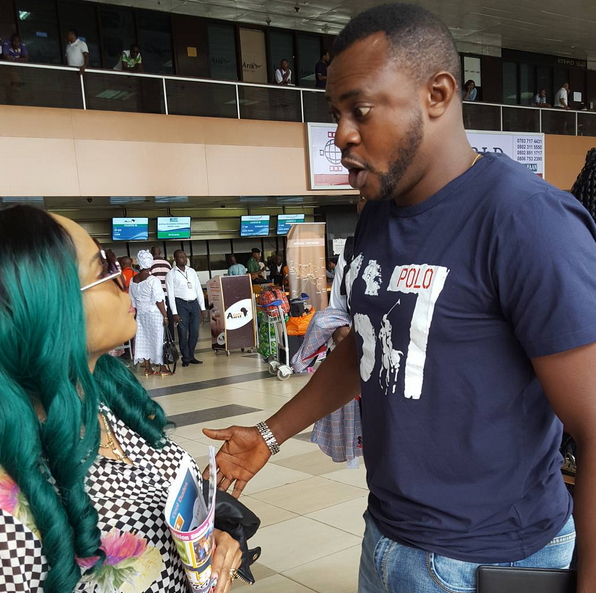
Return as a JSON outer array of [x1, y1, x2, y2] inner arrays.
[[571, 439, 596, 593], [266, 330, 360, 444]]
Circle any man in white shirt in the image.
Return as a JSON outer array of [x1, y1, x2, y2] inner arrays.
[[165, 250, 206, 367], [65, 29, 89, 73], [275, 59, 292, 85], [555, 83, 570, 109]]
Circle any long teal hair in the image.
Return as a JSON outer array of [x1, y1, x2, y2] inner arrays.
[[0, 205, 168, 592]]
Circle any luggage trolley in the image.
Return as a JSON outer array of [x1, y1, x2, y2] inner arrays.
[[259, 299, 293, 381]]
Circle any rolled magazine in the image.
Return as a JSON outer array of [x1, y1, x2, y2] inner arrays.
[[165, 447, 217, 592]]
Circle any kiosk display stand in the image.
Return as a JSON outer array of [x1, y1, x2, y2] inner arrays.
[[207, 275, 257, 356]]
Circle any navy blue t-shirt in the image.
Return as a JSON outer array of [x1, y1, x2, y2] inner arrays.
[[349, 153, 596, 562]]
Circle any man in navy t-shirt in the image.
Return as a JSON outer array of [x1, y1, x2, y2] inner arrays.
[[204, 4, 596, 592]]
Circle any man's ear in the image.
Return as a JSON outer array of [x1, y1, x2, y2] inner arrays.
[[426, 71, 459, 119]]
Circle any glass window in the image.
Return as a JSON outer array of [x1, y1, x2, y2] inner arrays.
[[0, 66, 82, 108], [238, 86, 301, 122], [208, 239, 232, 278], [536, 65, 553, 105], [297, 34, 320, 88], [503, 62, 518, 105], [99, 6, 136, 71], [0, 1, 17, 43], [268, 30, 294, 84], [519, 64, 535, 106], [84, 71, 164, 114], [58, 1, 100, 68], [136, 10, 173, 74], [190, 240, 208, 281], [15, 0, 62, 64], [554, 66, 569, 96], [208, 24, 238, 81]]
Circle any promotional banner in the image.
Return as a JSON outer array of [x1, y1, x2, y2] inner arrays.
[[307, 123, 351, 190], [287, 222, 328, 312], [239, 28, 267, 84], [466, 131, 545, 177], [221, 275, 257, 351], [207, 278, 225, 350], [307, 124, 546, 189]]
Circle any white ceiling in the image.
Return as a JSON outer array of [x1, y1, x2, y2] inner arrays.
[[83, 0, 596, 61]]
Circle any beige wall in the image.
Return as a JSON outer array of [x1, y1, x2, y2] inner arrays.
[[545, 135, 596, 190], [1, 104, 594, 196], [0, 105, 355, 198]]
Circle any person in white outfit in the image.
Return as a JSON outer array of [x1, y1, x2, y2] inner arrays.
[[129, 250, 171, 376]]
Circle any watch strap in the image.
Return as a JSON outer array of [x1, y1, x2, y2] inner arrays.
[[256, 422, 280, 455]]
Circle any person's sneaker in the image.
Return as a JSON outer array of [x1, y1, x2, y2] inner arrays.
[[190, 359, 203, 365], [182, 362, 190, 367]]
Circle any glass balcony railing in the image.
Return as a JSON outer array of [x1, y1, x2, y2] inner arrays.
[[2, 61, 596, 136]]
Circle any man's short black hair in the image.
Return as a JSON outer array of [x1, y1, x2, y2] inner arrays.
[[68, 29, 78, 37], [333, 3, 461, 85], [251, 248, 261, 254], [10, 33, 20, 42]]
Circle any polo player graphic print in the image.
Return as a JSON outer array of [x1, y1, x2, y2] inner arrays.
[[352, 260, 449, 400]]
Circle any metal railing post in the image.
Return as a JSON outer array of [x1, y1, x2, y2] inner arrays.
[[539, 108, 543, 133], [500, 105, 503, 131], [162, 78, 169, 115], [576, 110, 579, 136], [235, 85, 241, 119], [300, 90, 305, 123], [79, 73, 87, 110]]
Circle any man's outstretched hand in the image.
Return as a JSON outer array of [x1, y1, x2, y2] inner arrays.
[[202, 425, 272, 498]]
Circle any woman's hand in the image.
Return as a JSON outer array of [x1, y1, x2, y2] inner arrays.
[[211, 529, 242, 593]]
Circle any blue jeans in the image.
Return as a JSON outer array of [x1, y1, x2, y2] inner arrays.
[[358, 511, 575, 593]]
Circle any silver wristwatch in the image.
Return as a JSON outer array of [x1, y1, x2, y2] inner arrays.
[[256, 422, 280, 455]]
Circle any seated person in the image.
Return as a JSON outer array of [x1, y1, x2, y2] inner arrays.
[[534, 89, 551, 107], [2, 34, 29, 62], [269, 253, 287, 286], [228, 254, 247, 276]]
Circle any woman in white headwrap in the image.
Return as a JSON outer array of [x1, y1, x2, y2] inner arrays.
[[129, 250, 172, 376]]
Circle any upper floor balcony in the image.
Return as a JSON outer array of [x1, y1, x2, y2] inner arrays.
[[2, 61, 596, 137]]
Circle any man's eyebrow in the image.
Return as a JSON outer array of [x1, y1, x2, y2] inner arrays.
[[326, 89, 363, 103]]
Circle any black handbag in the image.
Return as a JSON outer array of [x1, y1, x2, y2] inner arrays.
[[201, 480, 262, 585], [163, 326, 179, 373]]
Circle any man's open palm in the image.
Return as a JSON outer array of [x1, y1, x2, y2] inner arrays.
[[202, 426, 271, 498]]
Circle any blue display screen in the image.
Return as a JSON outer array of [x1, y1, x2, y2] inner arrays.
[[112, 218, 149, 241], [240, 215, 270, 237], [277, 214, 305, 235]]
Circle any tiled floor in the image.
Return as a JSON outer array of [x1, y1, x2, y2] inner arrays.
[[144, 324, 365, 592]]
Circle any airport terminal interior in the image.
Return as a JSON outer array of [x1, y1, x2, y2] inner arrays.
[[1, 0, 596, 590]]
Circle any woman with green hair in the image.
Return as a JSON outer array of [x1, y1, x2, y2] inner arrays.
[[0, 206, 252, 593]]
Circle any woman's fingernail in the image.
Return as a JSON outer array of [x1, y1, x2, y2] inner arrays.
[[210, 574, 219, 591]]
